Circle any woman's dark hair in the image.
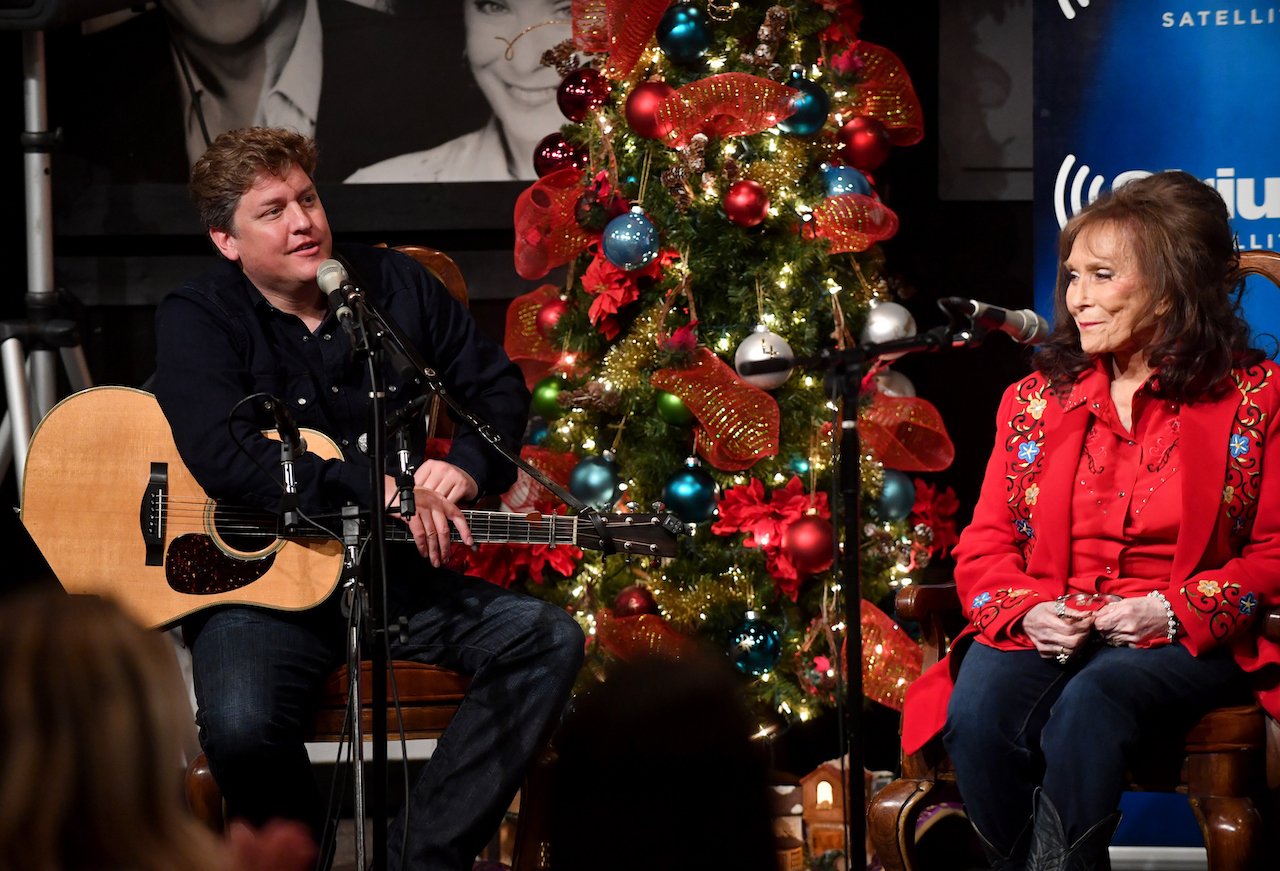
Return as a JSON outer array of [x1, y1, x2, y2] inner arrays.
[[1037, 170, 1263, 400]]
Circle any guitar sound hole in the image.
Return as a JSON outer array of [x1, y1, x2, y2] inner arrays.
[[211, 503, 278, 555]]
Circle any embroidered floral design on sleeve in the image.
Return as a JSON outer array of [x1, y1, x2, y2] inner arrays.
[[1223, 366, 1271, 539], [1179, 577, 1256, 641], [969, 588, 1035, 632], [1004, 376, 1048, 562]]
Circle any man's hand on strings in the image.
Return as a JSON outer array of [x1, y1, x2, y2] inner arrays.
[[384, 469, 474, 566]]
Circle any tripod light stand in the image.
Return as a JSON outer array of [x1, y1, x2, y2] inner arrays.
[[2, 28, 92, 498]]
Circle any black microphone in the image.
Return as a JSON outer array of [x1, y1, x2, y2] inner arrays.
[[265, 396, 306, 454], [941, 297, 1050, 344], [265, 396, 306, 530], [316, 258, 357, 326]]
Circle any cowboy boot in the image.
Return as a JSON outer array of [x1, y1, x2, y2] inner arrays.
[[974, 818, 1032, 871], [1026, 789, 1121, 871]]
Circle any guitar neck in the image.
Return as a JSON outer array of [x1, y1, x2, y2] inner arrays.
[[379, 509, 581, 547]]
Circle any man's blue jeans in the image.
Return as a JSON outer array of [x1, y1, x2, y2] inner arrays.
[[185, 564, 584, 871], [943, 638, 1246, 857]]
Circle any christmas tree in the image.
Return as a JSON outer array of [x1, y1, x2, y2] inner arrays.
[[453, 0, 958, 728]]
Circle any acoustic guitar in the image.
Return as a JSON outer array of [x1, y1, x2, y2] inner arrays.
[[20, 387, 681, 628]]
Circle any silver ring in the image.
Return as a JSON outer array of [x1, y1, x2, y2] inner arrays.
[[1055, 599, 1068, 619], [1055, 646, 1070, 665]]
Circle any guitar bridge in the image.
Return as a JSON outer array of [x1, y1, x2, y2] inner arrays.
[[140, 462, 166, 566]]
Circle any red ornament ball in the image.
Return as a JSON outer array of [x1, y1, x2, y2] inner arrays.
[[625, 80, 676, 140], [613, 584, 659, 617], [533, 133, 585, 177], [783, 515, 835, 576], [838, 115, 892, 171], [536, 297, 569, 339], [557, 67, 610, 123], [724, 179, 770, 227]]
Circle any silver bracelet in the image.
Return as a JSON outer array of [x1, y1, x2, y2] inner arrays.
[[1147, 590, 1180, 642]]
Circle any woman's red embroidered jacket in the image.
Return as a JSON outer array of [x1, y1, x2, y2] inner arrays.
[[902, 360, 1280, 755]]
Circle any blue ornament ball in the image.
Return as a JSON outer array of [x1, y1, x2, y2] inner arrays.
[[728, 611, 782, 675], [878, 469, 916, 521], [525, 418, 549, 446], [570, 454, 621, 510], [602, 207, 659, 271], [778, 71, 830, 136], [662, 461, 718, 523], [657, 2, 711, 66], [822, 164, 872, 197]]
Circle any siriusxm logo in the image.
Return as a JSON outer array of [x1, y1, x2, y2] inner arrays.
[[1057, 0, 1091, 20], [1053, 155, 1280, 230]]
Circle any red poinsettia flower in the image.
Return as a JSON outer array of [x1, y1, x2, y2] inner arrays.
[[712, 476, 832, 600], [909, 478, 961, 558]]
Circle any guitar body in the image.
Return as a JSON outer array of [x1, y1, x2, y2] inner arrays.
[[21, 386, 344, 628]]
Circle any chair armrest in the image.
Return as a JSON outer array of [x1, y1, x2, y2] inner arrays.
[[1262, 607, 1280, 644], [896, 582, 959, 622], [896, 582, 963, 671]]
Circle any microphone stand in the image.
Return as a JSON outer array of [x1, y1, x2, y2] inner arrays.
[[756, 317, 981, 871], [334, 289, 393, 871]]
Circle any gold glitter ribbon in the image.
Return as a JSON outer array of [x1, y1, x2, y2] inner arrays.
[[845, 41, 924, 146], [597, 611, 696, 660], [504, 284, 565, 389], [858, 600, 923, 712], [514, 168, 592, 280], [860, 391, 955, 472], [651, 347, 780, 471], [655, 73, 798, 149], [571, 0, 670, 80], [810, 193, 899, 254]]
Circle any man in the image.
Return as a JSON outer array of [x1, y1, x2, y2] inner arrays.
[[153, 126, 583, 870]]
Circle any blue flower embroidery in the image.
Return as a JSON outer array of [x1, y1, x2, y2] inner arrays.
[[1239, 592, 1257, 615], [1017, 440, 1041, 464], [1015, 519, 1034, 538], [972, 592, 992, 609], [1229, 434, 1251, 458]]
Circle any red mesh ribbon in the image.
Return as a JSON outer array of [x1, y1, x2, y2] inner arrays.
[[860, 391, 955, 472], [810, 193, 899, 253], [655, 73, 797, 149], [514, 168, 592, 280], [858, 599, 923, 713], [845, 41, 924, 146], [597, 611, 696, 660], [572, 0, 610, 52], [572, 0, 669, 80], [651, 348, 779, 471], [504, 284, 565, 390]]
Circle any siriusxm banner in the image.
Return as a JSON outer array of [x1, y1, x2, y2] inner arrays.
[[1034, 2, 1280, 341]]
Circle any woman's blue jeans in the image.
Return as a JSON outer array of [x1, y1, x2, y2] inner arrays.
[[943, 638, 1246, 857], [185, 564, 584, 871]]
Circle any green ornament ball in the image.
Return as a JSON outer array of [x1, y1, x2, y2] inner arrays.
[[656, 390, 694, 426], [531, 376, 566, 420]]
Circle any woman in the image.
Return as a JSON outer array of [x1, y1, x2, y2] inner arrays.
[[346, 0, 571, 183], [0, 590, 314, 871], [901, 170, 1280, 870]]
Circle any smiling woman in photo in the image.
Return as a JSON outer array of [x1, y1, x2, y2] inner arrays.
[[346, 0, 571, 183]]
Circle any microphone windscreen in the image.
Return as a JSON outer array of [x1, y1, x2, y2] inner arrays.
[[316, 259, 347, 294]]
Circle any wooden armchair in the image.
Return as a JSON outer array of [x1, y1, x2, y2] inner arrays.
[[867, 581, 1280, 871], [184, 247, 554, 870], [869, 249, 1280, 871]]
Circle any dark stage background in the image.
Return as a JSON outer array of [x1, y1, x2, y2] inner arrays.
[[0, 2, 1035, 774]]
